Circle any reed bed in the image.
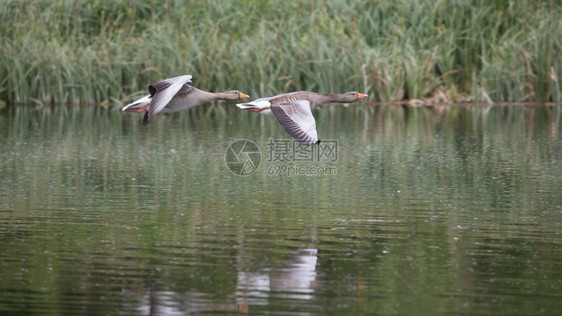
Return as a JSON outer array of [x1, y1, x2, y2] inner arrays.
[[0, 0, 560, 105]]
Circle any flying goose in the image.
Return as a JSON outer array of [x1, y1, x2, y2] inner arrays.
[[236, 91, 367, 145], [123, 75, 250, 126]]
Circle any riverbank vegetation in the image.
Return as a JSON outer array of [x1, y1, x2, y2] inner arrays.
[[0, 0, 560, 105]]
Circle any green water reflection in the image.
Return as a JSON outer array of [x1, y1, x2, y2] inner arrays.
[[0, 104, 561, 315]]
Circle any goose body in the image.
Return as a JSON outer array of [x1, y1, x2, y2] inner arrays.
[[237, 91, 367, 145], [123, 75, 249, 126]]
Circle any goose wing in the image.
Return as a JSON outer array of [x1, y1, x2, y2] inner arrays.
[[143, 75, 193, 126], [270, 100, 319, 145]]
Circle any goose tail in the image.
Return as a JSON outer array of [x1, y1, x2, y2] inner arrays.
[[122, 95, 151, 113], [236, 99, 273, 115], [236, 103, 255, 110]]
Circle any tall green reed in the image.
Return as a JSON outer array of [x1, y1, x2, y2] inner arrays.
[[0, 0, 560, 105]]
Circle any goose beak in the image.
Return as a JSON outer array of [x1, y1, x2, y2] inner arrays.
[[358, 93, 368, 99], [240, 92, 250, 99]]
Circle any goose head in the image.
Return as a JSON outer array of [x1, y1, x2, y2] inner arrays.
[[222, 90, 250, 100], [340, 91, 368, 102]]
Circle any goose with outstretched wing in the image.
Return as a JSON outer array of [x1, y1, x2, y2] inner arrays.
[[123, 75, 249, 126], [237, 91, 367, 145]]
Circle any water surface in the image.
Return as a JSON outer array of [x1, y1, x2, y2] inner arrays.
[[0, 104, 561, 315]]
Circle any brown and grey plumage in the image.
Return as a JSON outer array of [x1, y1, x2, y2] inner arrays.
[[122, 75, 250, 126], [236, 91, 368, 145]]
